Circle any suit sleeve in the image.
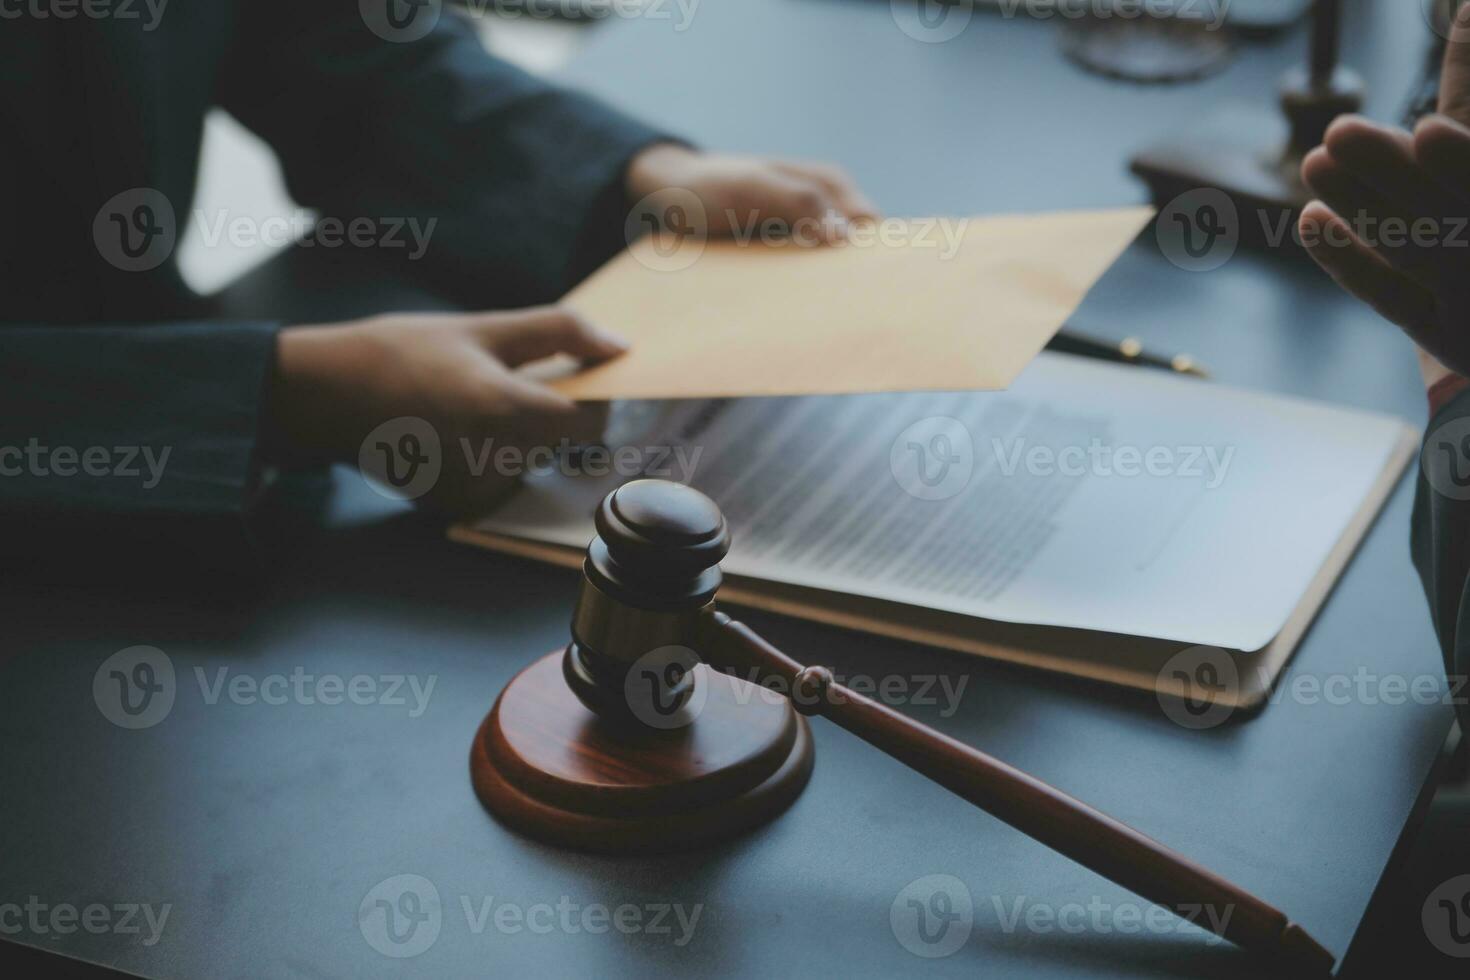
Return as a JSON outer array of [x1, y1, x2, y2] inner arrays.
[[215, 5, 675, 308], [0, 321, 281, 581], [1411, 386, 1470, 732]]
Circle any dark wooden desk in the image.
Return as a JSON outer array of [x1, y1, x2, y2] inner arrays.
[[0, 1, 1457, 976]]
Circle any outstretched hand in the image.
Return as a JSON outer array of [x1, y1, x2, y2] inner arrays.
[[626, 144, 880, 244], [268, 308, 621, 516], [1300, 6, 1470, 385]]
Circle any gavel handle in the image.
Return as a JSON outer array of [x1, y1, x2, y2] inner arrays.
[[699, 611, 1335, 975]]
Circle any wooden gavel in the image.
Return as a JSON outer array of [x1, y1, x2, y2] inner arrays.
[[473, 479, 1334, 974]]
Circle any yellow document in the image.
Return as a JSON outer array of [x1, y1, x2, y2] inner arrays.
[[544, 207, 1154, 400]]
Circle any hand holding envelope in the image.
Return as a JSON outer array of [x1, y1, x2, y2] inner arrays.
[[536, 208, 1154, 401]]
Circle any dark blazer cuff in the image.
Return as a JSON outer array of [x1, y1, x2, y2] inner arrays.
[[1428, 373, 1470, 416], [566, 132, 692, 286], [0, 320, 282, 579], [337, 109, 682, 310]]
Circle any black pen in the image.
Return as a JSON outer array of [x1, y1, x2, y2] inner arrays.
[[1047, 328, 1210, 379]]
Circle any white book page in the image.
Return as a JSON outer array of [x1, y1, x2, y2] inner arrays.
[[473, 353, 1410, 651]]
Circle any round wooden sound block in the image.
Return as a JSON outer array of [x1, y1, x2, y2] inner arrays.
[[471, 651, 814, 853]]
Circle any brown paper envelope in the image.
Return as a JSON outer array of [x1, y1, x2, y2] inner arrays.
[[539, 207, 1153, 400]]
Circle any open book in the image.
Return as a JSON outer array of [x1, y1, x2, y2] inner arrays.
[[450, 353, 1417, 710]]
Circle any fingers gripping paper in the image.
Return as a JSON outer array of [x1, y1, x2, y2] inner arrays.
[[547, 208, 1154, 400]]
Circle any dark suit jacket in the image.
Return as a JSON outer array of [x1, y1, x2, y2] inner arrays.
[[0, 5, 664, 576], [1413, 390, 1470, 733]]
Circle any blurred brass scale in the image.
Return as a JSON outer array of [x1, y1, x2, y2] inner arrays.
[[1129, 0, 1365, 249]]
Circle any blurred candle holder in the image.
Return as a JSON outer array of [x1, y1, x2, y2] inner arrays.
[[1130, 0, 1362, 251]]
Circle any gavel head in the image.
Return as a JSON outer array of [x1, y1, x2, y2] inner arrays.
[[561, 479, 730, 726]]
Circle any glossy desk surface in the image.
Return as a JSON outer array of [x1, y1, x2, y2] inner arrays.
[[0, 1, 1457, 976]]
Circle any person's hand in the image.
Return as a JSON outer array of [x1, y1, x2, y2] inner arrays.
[[266, 308, 624, 516], [625, 143, 880, 243], [1299, 7, 1470, 387]]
